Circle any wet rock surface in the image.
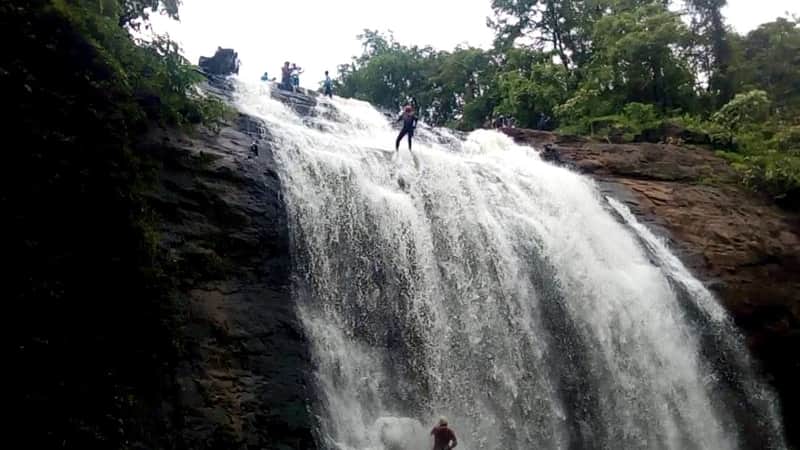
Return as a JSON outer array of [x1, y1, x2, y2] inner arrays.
[[198, 48, 240, 76], [141, 112, 316, 449]]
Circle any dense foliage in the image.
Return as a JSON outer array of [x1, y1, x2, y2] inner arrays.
[[334, 2, 800, 206], [2, 1, 221, 448]]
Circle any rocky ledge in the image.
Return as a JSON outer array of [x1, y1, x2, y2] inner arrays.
[[504, 128, 800, 447]]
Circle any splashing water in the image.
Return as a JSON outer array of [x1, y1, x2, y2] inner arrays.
[[234, 81, 785, 450]]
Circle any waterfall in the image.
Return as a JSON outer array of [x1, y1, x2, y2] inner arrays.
[[235, 81, 785, 450]]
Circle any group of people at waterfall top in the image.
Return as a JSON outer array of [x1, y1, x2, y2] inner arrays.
[[263, 63, 419, 155], [263, 62, 334, 98]]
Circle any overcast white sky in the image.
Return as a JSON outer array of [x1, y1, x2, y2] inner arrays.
[[150, 0, 798, 88]]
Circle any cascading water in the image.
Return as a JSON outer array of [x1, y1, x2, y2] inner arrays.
[[235, 81, 786, 450]]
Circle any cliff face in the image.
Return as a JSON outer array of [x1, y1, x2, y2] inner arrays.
[[140, 111, 316, 449], [504, 128, 800, 447]]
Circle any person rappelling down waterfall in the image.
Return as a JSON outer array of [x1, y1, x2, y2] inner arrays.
[[431, 417, 458, 450], [395, 104, 418, 153]]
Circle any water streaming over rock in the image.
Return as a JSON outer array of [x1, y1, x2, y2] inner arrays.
[[235, 81, 785, 450]]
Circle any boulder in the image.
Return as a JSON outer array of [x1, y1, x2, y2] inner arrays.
[[270, 87, 318, 116], [199, 47, 240, 76]]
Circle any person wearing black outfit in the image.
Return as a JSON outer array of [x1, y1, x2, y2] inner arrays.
[[396, 104, 418, 152]]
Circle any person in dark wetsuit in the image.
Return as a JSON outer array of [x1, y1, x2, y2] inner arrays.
[[280, 61, 291, 91], [431, 417, 457, 450], [395, 105, 418, 152]]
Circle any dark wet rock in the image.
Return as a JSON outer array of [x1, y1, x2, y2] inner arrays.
[[270, 87, 318, 116], [199, 48, 240, 76], [139, 111, 317, 449]]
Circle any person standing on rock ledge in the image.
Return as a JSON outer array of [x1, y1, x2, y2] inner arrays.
[[290, 63, 303, 93], [431, 417, 458, 450], [280, 61, 292, 91], [323, 71, 333, 98]]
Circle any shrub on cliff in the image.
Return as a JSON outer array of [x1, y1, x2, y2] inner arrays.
[[712, 90, 771, 131], [710, 92, 800, 206], [53, 0, 225, 128], [729, 126, 800, 207]]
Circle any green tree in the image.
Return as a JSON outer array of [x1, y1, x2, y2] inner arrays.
[[119, 0, 180, 28], [53, 0, 224, 127], [729, 18, 800, 117], [495, 55, 570, 128], [583, 2, 696, 111], [685, 0, 733, 105], [336, 31, 498, 128], [712, 90, 771, 131], [429, 47, 495, 127], [489, 0, 602, 71]]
